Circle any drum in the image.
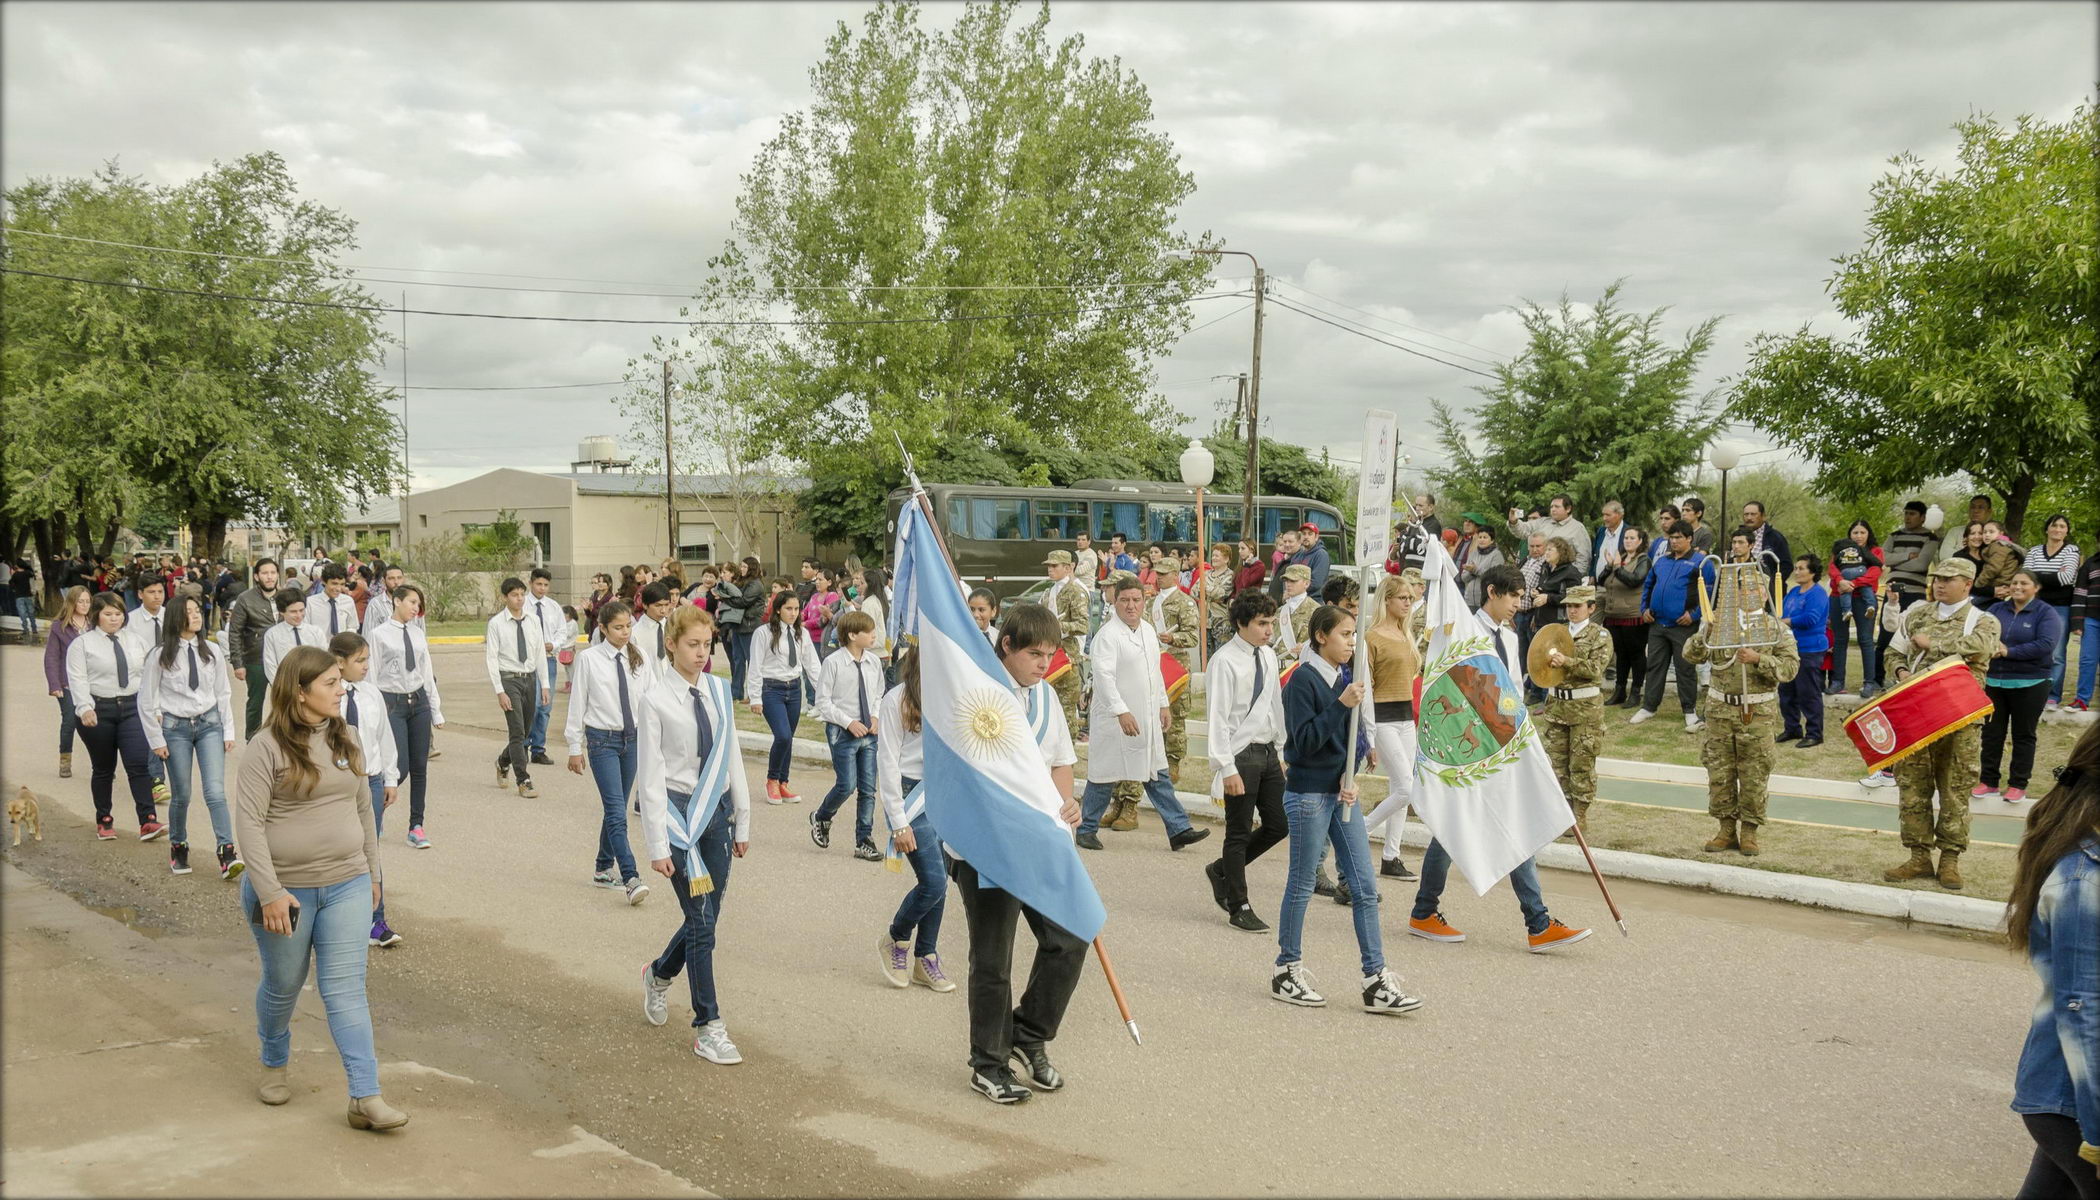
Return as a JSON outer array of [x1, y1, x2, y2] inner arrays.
[[1842, 656, 1994, 771], [1526, 623, 1575, 689]]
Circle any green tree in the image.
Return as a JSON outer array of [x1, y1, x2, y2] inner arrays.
[[1729, 105, 2099, 540], [1428, 282, 1724, 524]]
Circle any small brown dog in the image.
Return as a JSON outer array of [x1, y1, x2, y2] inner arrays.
[[10, 786, 42, 846]]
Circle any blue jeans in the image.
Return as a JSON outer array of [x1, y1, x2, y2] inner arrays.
[[1076, 770, 1194, 839], [1275, 790, 1384, 976], [528, 655, 555, 752], [727, 630, 753, 701], [760, 680, 801, 782], [15, 594, 39, 636], [817, 727, 877, 843], [586, 727, 639, 879], [243, 873, 379, 1097], [888, 805, 946, 957], [2077, 616, 2098, 705], [1827, 587, 1876, 690], [383, 689, 433, 828], [162, 712, 231, 847], [1410, 839, 1552, 936], [2047, 605, 2072, 700], [651, 796, 735, 1028], [367, 775, 390, 925]]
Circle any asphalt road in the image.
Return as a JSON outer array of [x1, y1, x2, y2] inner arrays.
[[1, 641, 2045, 1197]]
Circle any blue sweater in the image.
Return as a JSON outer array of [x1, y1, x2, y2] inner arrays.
[[1282, 660, 1354, 793], [1985, 600, 2063, 684], [1784, 584, 1831, 655], [1640, 550, 1717, 626]]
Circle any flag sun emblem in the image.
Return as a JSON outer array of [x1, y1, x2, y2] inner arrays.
[[954, 689, 1025, 760]]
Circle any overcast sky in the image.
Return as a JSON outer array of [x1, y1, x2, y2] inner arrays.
[[5, 1, 2091, 496]]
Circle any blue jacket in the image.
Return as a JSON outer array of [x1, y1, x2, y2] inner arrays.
[[1985, 600, 2064, 684], [1784, 584, 1830, 655], [2012, 835, 2100, 1148], [1640, 549, 1716, 626], [1291, 542, 1332, 594], [1282, 659, 1352, 793]]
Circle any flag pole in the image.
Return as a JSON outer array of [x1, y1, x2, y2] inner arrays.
[[1566, 820, 1629, 937], [894, 433, 1141, 1044]]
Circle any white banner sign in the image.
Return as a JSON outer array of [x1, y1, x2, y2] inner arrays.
[[1354, 409, 1398, 567]]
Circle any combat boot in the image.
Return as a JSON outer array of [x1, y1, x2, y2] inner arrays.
[[1736, 823, 1760, 856], [1883, 847, 1935, 882], [1936, 851, 1963, 891], [1108, 799, 1138, 833], [1570, 801, 1590, 836], [1702, 819, 1737, 853]]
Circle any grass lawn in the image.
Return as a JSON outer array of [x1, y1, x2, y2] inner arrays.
[[425, 619, 491, 639]]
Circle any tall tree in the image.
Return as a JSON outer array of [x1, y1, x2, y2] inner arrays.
[[1428, 283, 1724, 525], [1729, 105, 2099, 539]]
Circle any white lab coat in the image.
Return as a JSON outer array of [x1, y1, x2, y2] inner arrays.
[[1085, 615, 1168, 783]]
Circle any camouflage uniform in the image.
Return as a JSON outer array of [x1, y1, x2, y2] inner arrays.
[[1684, 603, 1799, 852], [1883, 561, 1999, 885], [1538, 598, 1614, 834], [1276, 565, 1316, 665], [1044, 553, 1089, 737], [1151, 560, 1199, 781]]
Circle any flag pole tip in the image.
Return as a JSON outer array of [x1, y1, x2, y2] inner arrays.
[[1125, 1020, 1143, 1046], [1615, 918, 1630, 938]]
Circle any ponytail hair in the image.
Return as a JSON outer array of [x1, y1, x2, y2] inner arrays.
[[596, 601, 643, 672]]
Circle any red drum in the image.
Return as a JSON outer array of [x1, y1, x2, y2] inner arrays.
[[1843, 657, 1994, 772]]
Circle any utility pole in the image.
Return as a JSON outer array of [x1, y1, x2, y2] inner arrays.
[[399, 290, 411, 559], [1190, 249, 1264, 540], [662, 360, 677, 567]]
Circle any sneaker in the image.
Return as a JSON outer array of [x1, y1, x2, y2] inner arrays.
[[971, 1068, 1032, 1104], [2071, 699, 2090, 712], [2003, 787, 2027, 803], [591, 869, 621, 889], [1009, 1045, 1062, 1091], [369, 920, 402, 948], [1380, 857, 1416, 881], [1361, 968, 1424, 1015], [623, 878, 650, 906], [1684, 715, 1706, 733], [217, 843, 244, 881], [516, 782, 538, 799], [1628, 708, 1656, 725], [808, 811, 830, 849], [764, 780, 786, 806], [641, 963, 672, 1025], [913, 954, 956, 992], [692, 1022, 742, 1065], [1312, 869, 1338, 897], [151, 779, 171, 806], [1408, 912, 1467, 943], [1228, 906, 1269, 933], [1858, 684, 1881, 701], [531, 750, 555, 766], [1270, 962, 1326, 1007], [138, 820, 167, 842], [1972, 783, 2000, 799], [406, 826, 431, 849], [778, 783, 802, 803], [496, 758, 510, 784], [2046, 697, 2059, 711], [1528, 919, 1593, 952], [1861, 771, 1896, 790], [853, 839, 883, 862], [1333, 875, 1354, 906], [1204, 859, 1231, 914], [169, 843, 192, 875], [427, 747, 442, 759], [95, 819, 117, 842], [879, 935, 911, 988]]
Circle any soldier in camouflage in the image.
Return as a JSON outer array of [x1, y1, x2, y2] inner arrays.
[[1042, 550, 1091, 742], [1277, 564, 1315, 664], [1537, 584, 1614, 836], [1880, 557, 1999, 891], [1152, 556, 1200, 783], [1684, 567, 1800, 856]]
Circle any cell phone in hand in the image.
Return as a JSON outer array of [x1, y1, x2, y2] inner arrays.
[[245, 894, 299, 933]]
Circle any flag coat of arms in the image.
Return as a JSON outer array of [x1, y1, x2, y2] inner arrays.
[[1410, 537, 1575, 895]]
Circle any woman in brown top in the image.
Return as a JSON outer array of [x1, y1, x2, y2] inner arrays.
[[235, 644, 407, 1130], [1360, 572, 1423, 880]]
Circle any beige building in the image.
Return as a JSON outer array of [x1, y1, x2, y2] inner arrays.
[[397, 467, 828, 600]]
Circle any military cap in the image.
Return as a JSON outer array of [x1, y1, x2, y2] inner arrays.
[[1043, 550, 1075, 566], [1282, 564, 1312, 582], [1928, 557, 1976, 581], [1563, 583, 1599, 606], [1157, 555, 1181, 572]]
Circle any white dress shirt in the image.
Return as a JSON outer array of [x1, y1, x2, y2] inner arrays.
[[857, 595, 891, 658], [262, 620, 330, 682], [123, 603, 169, 656], [1206, 635, 1286, 780], [874, 684, 925, 831], [368, 617, 445, 724], [815, 647, 886, 731], [744, 624, 820, 704], [67, 627, 142, 713], [638, 667, 753, 858], [564, 639, 657, 758], [307, 589, 358, 639], [338, 678, 401, 787], [1476, 606, 1522, 678], [632, 613, 670, 664], [484, 607, 552, 692], [139, 636, 237, 749], [526, 593, 564, 657]]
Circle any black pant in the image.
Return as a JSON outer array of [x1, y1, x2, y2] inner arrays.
[[1607, 622, 1646, 699], [948, 854, 1088, 1076], [243, 664, 268, 740], [2016, 1113, 2100, 1200], [495, 672, 537, 786], [1216, 742, 1287, 908], [1871, 588, 1923, 689], [82, 695, 155, 826], [1642, 622, 1698, 714], [1982, 683, 2051, 790], [384, 689, 435, 828], [1780, 660, 1824, 739]]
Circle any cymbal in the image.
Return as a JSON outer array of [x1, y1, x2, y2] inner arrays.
[[1527, 621, 1575, 689]]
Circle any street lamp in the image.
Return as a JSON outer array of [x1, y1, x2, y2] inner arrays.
[[1179, 438, 1216, 673], [1709, 444, 1741, 529]]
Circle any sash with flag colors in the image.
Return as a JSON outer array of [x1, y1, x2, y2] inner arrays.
[[892, 496, 1108, 943], [1410, 537, 1575, 895]]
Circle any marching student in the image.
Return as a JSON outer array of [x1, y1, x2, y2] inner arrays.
[[746, 589, 820, 803], [967, 588, 1001, 645], [1269, 604, 1422, 1016], [1203, 590, 1289, 932], [873, 644, 956, 992], [486, 578, 553, 800], [1276, 563, 1315, 664], [262, 591, 329, 687], [67, 592, 167, 842], [1355, 573, 1424, 880], [632, 582, 676, 665], [1072, 575, 1208, 853], [637, 606, 753, 1066], [328, 632, 405, 948], [43, 585, 94, 778], [225, 558, 283, 739], [565, 600, 655, 906], [369, 584, 444, 849], [360, 565, 406, 636], [140, 592, 239, 877], [524, 568, 564, 765], [556, 605, 580, 692], [811, 610, 886, 861], [308, 565, 358, 640], [124, 574, 174, 805]]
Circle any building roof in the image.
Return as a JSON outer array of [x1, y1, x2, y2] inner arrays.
[[545, 471, 810, 497], [346, 496, 400, 525]]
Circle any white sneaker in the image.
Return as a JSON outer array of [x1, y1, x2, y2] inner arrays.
[[1628, 709, 1656, 725], [641, 963, 671, 1026], [1361, 968, 1425, 1016], [1685, 715, 1706, 733], [693, 1021, 742, 1064], [1861, 770, 1897, 789], [624, 878, 650, 906], [1270, 962, 1326, 1007], [879, 934, 911, 988]]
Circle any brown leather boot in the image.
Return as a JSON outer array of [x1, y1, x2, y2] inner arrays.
[[347, 1093, 409, 1131], [1737, 823, 1760, 856], [1702, 819, 1737, 853], [58, 753, 72, 779], [1936, 851, 1963, 891], [1108, 799, 1139, 832], [1883, 847, 1935, 882]]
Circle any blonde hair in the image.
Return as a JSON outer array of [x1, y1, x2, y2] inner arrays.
[[1373, 572, 1421, 641], [664, 604, 715, 649]]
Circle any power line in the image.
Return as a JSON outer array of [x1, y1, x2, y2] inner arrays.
[[1270, 278, 1508, 362], [1265, 296, 1500, 379], [1272, 289, 1507, 369]]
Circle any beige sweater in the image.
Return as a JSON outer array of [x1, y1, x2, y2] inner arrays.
[[234, 725, 381, 906]]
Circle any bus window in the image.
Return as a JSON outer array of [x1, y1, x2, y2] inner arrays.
[[1093, 501, 1142, 544], [1258, 505, 1300, 544], [1305, 508, 1343, 555], [1203, 503, 1244, 545], [1034, 500, 1089, 541], [1147, 503, 1197, 544], [960, 497, 1030, 540]]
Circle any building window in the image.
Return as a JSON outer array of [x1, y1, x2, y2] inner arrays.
[[418, 514, 428, 528], [1034, 501, 1088, 541], [531, 522, 553, 564], [676, 522, 712, 562]]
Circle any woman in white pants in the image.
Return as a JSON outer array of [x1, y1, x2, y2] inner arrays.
[[1360, 572, 1424, 878]]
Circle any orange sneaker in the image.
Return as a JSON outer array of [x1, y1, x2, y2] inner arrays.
[[1407, 912, 1466, 943], [1527, 919, 1591, 953], [763, 779, 784, 805], [778, 779, 801, 802]]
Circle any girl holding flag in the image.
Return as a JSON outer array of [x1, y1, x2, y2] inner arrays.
[[873, 644, 957, 993], [638, 606, 753, 1065]]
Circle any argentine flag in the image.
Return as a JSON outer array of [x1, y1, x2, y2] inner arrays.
[[894, 497, 1107, 943]]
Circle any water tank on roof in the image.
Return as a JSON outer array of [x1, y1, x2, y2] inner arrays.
[[577, 435, 620, 465]]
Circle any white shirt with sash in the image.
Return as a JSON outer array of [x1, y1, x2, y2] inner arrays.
[[638, 668, 752, 885]]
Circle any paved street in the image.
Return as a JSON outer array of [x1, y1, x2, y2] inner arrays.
[[2, 641, 2044, 1197]]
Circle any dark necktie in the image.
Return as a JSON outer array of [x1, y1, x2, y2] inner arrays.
[[109, 632, 129, 688], [329, 601, 339, 634], [403, 627, 416, 674], [857, 661, 871, 726], [514, 617, 528, 665], [690, 686, 714, 768], [617, 654, 635, 735], [788, 632, 799, 668], [656, 625, 665, 660], [1494, 626, 1510, 669], [346, 687, 359, 728], [187, 644, 199, 690], [1250, 649, 1265, 710]]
